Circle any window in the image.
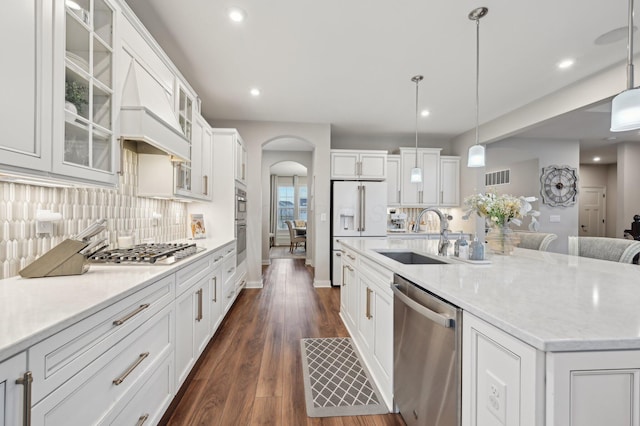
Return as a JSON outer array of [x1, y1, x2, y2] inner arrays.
[[275, 175, 308, 230]]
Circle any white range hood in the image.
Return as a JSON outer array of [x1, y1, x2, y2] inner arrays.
[[119, 59, 190, 161]]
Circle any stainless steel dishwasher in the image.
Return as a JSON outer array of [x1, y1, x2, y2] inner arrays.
[[392, 274, 462, 426]]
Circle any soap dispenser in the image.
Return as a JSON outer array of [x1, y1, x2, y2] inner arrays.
[[469, 234, 484, 261], [458, 235, 469, 259]]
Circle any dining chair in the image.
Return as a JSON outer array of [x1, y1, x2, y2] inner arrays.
[[285, 220, 306, 253], [514, 231, 558, 251], [568, 236, 640, 263]]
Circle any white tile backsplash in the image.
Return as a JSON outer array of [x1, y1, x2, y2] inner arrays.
[[0, 149, 188, 279]]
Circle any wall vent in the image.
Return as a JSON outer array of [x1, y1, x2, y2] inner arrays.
[[485, 169, 510, 186]]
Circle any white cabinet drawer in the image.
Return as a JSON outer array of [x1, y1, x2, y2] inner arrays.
[[222, 255, 236, 289], [30, 274, 175, 403], [107, 352, 174, 426], [32, 303, 174, 426], [176, 253, 213, 296]]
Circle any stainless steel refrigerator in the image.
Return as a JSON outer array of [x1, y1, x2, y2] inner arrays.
[[331, 181, 387, 286]]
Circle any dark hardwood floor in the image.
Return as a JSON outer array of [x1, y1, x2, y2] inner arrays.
[[163, 258, 405, 425]]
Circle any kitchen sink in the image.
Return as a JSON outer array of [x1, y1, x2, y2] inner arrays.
[[375, 250, 450, 265]]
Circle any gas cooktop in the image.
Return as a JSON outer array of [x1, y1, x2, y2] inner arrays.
[[89, 242, 204, 265]]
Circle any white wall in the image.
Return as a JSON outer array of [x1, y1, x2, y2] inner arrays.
[[606, 164, 618, 237], [485, 138, 580, 254], [262, 150, 313, 264], [618, 143, 640, 238], [212, 119, 332, 288]]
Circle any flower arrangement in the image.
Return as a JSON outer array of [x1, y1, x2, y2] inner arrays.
[[463, 191, 540, 230]]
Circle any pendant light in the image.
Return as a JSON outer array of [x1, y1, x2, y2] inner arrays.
[[611, 0, 640, 131], [467, 7, 489, 168], [410, 75, 424, 183]]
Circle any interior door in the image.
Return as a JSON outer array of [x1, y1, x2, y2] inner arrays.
[[579, 186, 605, 237]]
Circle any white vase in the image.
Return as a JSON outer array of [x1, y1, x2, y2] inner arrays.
[[65, 101, 77, 122]]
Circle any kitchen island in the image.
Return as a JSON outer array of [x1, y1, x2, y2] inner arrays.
[[338, 237, 640, 426]]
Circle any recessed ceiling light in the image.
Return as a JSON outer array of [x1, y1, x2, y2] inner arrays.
[[228, 7, 246, 23], [250, 88, 260, 96], [557, 59, 575, 69], [593, 156, 601, 162], [420, 110, 430, 117]]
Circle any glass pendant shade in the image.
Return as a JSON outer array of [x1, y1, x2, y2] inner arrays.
[[410, 166, 423, 183], [611, 87, 640, 131], [467, 144, 485, 167]]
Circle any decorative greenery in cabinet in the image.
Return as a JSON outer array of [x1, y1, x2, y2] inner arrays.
[[175, 86, 194, 193], [57, 0, 117, 184]]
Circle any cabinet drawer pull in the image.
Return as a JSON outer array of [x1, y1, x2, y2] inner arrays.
[[135, 414, 149, 426], [15, 371, 32, 426], [346, 265, 354, 272], [196, 288, 203, 322], [113, 304, 150, 326], [214, 256, 223, 262], [366, 287, 373, 319], [228, 267, 235, 274], [113, 352, 149, 385], [347, 254, 356, 260]]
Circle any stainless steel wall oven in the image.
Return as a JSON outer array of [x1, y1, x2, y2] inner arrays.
[[235, 187, 247, 265]]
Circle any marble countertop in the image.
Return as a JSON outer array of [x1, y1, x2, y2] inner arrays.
[[0, 236, 233, 362], [339, 237, 640, 352]]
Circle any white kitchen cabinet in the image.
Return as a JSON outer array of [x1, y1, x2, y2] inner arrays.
[[175, 264, 212, 388], [174, 84, 195, 194], [222, 245, 238, 313], [399, 147, 441, 206], [340, 249, 358, 330], [330, 150, 387, 180], [546, 349, 640, 426], [0, 0, 52, 174], [0, 352, 28, 426], [32, 302, 174, 425], [209, 251, 224, 335], [386, 155, 401, 206], [205, 129, 243, 241], [462, 312, 544, 426], [440, 156, 460, 207], [339, 247, 393, 410], [53, 0, 119, 186], [235, 135, 247, 186]]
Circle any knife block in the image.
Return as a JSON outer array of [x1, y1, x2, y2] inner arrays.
[[19, 239, 90, 278]]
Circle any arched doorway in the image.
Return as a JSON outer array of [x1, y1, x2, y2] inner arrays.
[[268, 161, 308, 259], [261, 137, 314, 265]]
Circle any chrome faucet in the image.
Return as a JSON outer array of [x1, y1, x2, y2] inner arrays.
[[415, 207, 452, 256]]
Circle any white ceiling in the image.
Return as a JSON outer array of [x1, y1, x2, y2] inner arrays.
[[124, 0, 637, 154], [270, 161, 307, 176]]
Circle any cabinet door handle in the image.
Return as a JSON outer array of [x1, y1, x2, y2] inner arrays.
[[365, 287, 372, 319], [398, 190, 401, 203], [117, 137, 125, 176], [203, 175, 209, 196], [212, 277, 217, 302], [135, 414, 150, 426], [15, 371, 32, 426], [113, 352, 149, 385], [196, 288, 203, 321], [113, 304, 150, 326], [440, 190, 443, 204], [341, 265, 346, 286]]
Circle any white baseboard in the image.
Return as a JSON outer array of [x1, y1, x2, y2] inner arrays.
[[262, 259, 271, 265], [245, 279, 263, 289], [313, 279, 331, 288]]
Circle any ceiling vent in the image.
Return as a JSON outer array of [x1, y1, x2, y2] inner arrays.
[[485, 169, 510, 186], [119, 59, 190, 161]]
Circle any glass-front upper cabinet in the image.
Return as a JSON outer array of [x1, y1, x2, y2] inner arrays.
[[175, 86, 193, 193], [55, 0, 117, 185]]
